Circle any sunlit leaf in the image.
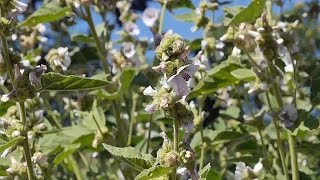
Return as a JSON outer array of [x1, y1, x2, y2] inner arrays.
[[189, 56, 242, 98], [135, 165, 172, 180], [227, 0, 266, 25], [199, 163, 211, 179], [174, 12, 196, 22], [230, 68, 256, 82], [0, 101, 15, 116], [41, 72, 109, 91], [0, 137, 24, 153], [103, 144, 155, 171], [53, 144, 81, 165], [19, 2, 73, 27]]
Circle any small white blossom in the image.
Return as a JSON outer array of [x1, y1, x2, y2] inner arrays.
[[145, 103, 157, 114], [231, 47, 241, 57], [143, 86, 157, 96], [0, 94, 9, 102], [15, 0, 28, 13], [36, 24, 46, 34], [11, 130, 21, 137], [124, 22, 140, 36], [142, 8, 159, 27], [235, 159, 263, 180], [122, 42, 136, 58]]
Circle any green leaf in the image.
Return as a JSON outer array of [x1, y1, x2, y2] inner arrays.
[[168, 0, 195, 10], [0, 137, 24, 153], [223, 7, 243, 26], [189, 38, 202, 50], [19, 2, 73, 27], [135, 165, 171, 180], [230, 68, 256, 82], [91, 100, 108, 132], [103, 144, 155, 171], [199, 163, 211, 179], [189, 56, 242, 98], [53, 144, 81, 165], [0, 101, 15, 116], [41, 72, 109, 91], [190, 129, 219, 149], [71, 34, 95, 45], [227, 0, 266, 26], [174, 12, 196, 22], [94, 68, 137, 100], [214, 131, 243, 142], [219, 106, 241, 119]]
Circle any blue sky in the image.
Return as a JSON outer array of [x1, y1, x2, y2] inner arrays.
[[68, 0, 308, 42]]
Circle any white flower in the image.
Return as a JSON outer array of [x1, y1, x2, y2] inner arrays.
[[143, 86, 157, 96], [142, 8, 159, 27], [1, 148, 11, 158], [122, 42, 136, 58], [231, 47, 241, 57], [58, 47, 71, 71], [145, 103, 157, 114], [11, 130, 21, 137], [31, 152, 48, 165], [36, 24, 46, 34], [0, 94, 9, 102], [280, 104, 298, 128], [15, 0, 28, 13], [124, 22, 140, 36], [235, 159, 263, 180], [167, 64, 198, 98]]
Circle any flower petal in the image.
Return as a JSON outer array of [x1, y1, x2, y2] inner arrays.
[[143, 86, 156, 96]]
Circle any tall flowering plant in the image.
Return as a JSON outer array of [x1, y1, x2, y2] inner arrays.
[[0, 0, 320, 179]]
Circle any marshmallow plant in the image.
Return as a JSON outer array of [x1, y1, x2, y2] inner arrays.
[[1, 0, 320, 180]]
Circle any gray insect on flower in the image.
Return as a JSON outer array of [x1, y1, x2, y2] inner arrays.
[[279, 104, 298, 128]]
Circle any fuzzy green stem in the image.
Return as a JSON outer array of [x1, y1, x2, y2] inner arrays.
[[111, 101, 125, 146], [127, 93, 137, 146], [199, 127, 206, 170], [146, 115, 153, 154], [288, 133, 299, 180], [158, 1, 167, 34], [1, 37, 15, 87], [18, 102, 36, 180], [84, 6, 110, 74], [67, 155, 83, 180], [171, 108, 179, 180], [266, 92, 289, 180], [198, 96, 206, 170]]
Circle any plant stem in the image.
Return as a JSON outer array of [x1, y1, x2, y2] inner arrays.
[[127, 93, 137, 146], [1, 9, 35, 179], [266, 92, 289, 180], [158, 0, 167, 34], [198, 96, 206, 170], [67, 155, 83, 180], [199, 127, 206, 170], [288, 133, 299, 180], [84, 6, 110, 74], [171, 108, 179, 180], [18, 102, 36, 180], [146, 115, 153, 154]]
